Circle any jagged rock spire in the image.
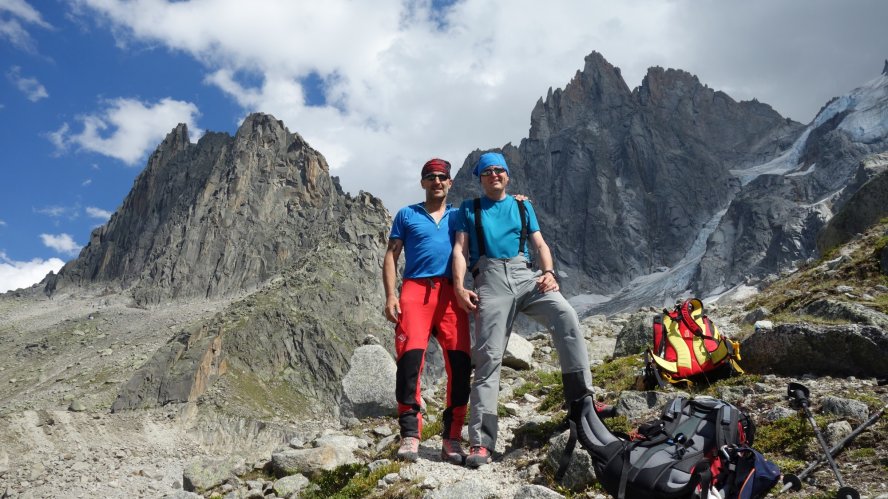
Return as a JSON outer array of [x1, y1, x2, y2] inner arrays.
[[882, 59, 888, 76], [45, 112, 389, 306]]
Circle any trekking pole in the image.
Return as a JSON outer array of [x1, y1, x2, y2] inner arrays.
[[779, 403, 884, 495], [784, 383, 860, 499]]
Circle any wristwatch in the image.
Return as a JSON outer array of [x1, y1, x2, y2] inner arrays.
[[543, 269, 557, 278]]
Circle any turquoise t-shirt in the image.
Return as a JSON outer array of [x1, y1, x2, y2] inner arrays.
[[455, 196, 540, 269]]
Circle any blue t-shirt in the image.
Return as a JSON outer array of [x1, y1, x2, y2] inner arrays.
[[389, 203, 458, 279], [455, 196, 541, 269]]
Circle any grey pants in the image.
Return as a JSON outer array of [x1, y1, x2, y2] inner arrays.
[[468, 255, 593, 450]]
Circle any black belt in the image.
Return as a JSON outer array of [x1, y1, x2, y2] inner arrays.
[[407, 276, 451, 287]]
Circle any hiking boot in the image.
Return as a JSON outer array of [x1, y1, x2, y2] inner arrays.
[[465, 446, 492, 468], [441, 439, 467, 465], [595, 400, 617, 419], [397, 436, 420, 462]]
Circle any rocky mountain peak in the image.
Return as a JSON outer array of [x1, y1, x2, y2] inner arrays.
[[529, 51, 633, 141], [637, 65, 701, 101], [883, 59, 888, 76], [45, 112, 389, 306], [455, 52, 805, 309]]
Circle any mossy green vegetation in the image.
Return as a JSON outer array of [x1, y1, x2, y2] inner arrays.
[[754, 415, 818, 458], [301, 463, 365, 498], [591, 355, 645, 392], [420, 416, 443, 441], [222, 367, 314, 420], [512, 416, 562, 448], [511, 369, 567, 412], [298, 461, 412, 499]]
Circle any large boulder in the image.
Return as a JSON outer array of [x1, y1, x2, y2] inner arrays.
[[271, 446, 360, 477], [182, 456, 245, 493], [801, 299, 888, 330], [504, 334, 535, 370], [546, 431, 597, 491], [613, 311, 655, 357], [741, 323, 888, 377], [339, 344, 398, 420]]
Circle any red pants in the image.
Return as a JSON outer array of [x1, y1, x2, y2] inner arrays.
[[395, 277, 471, 439]]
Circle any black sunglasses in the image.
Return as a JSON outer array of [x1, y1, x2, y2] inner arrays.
[[423, 173, 450, 182], [479, 167, 506, 176]]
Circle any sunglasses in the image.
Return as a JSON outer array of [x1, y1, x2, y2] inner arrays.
[[423, 173, 450, 182], [479, 167, 507, 176]]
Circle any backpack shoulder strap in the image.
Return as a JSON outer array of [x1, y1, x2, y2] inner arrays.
[[473, 197, 486, 257], [660, 397, 687, 436], [679, 299, 705, 337], [517, 199, 528, 255], [715, 403, 741, 449]]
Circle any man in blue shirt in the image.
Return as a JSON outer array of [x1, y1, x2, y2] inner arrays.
[[452, 152, 599, 468], [383, 158, 470, 465]]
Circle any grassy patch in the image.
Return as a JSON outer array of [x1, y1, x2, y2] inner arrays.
[[755, 415, 818, 458], [511, 369, 566, 412], [301, 462, 407, 499], [223, 367, 314, 420], [591, 355, 645, 393], [301, 463, 365, 498], [512, 416, 563, 448], [772, 457, 806, 475], [874, 235, 888, 253], [848, 447, 877, 459], [748, 219, 888, 316], [420, 416, 443, 441], [696, 373, 763, 397], [602, 415, 633, 436], [336, 462, 404, 498]]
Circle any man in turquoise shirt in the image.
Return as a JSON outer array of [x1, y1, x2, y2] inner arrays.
[[452, 151, 601, 468]]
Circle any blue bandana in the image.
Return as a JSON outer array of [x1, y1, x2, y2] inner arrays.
[[473, 152, 509, 176]]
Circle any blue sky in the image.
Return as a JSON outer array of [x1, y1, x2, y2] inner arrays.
[[1, 0, 887, 292]]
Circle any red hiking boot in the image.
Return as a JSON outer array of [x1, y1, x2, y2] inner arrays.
[[397, 436, 420, 462], [465, 446, 492, 468], [441, 439, 467, 465]]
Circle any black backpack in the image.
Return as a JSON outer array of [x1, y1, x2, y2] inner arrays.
[[558, 395, 778, 499]]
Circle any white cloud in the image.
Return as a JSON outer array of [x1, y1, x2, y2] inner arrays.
[[85, 206, 112, 219], [81, 178, 92, 186], [36, 206, 68, 217], [0, 0, 51, 51], [0, 219, 6, 226], [6, 65, 48, 101], [47, 122, 69, 153], [35, 204, 79, 219], [40, 233, 81, 255], [0, 251, 64, 293], [52, 97, 201, 165], [73, 0, 888, 212]]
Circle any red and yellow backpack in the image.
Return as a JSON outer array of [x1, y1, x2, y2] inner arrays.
[[646, 298, 743, 387]]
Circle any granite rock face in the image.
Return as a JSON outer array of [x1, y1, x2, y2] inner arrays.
[[740, 323, 888, 377], [696, 73, 888, 295], [66, 113, 396, 417], [46, 113, 380, 306], [816, 152, 888, 253], [451, 53, 888, 311], [450, 52, 803, 303]]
